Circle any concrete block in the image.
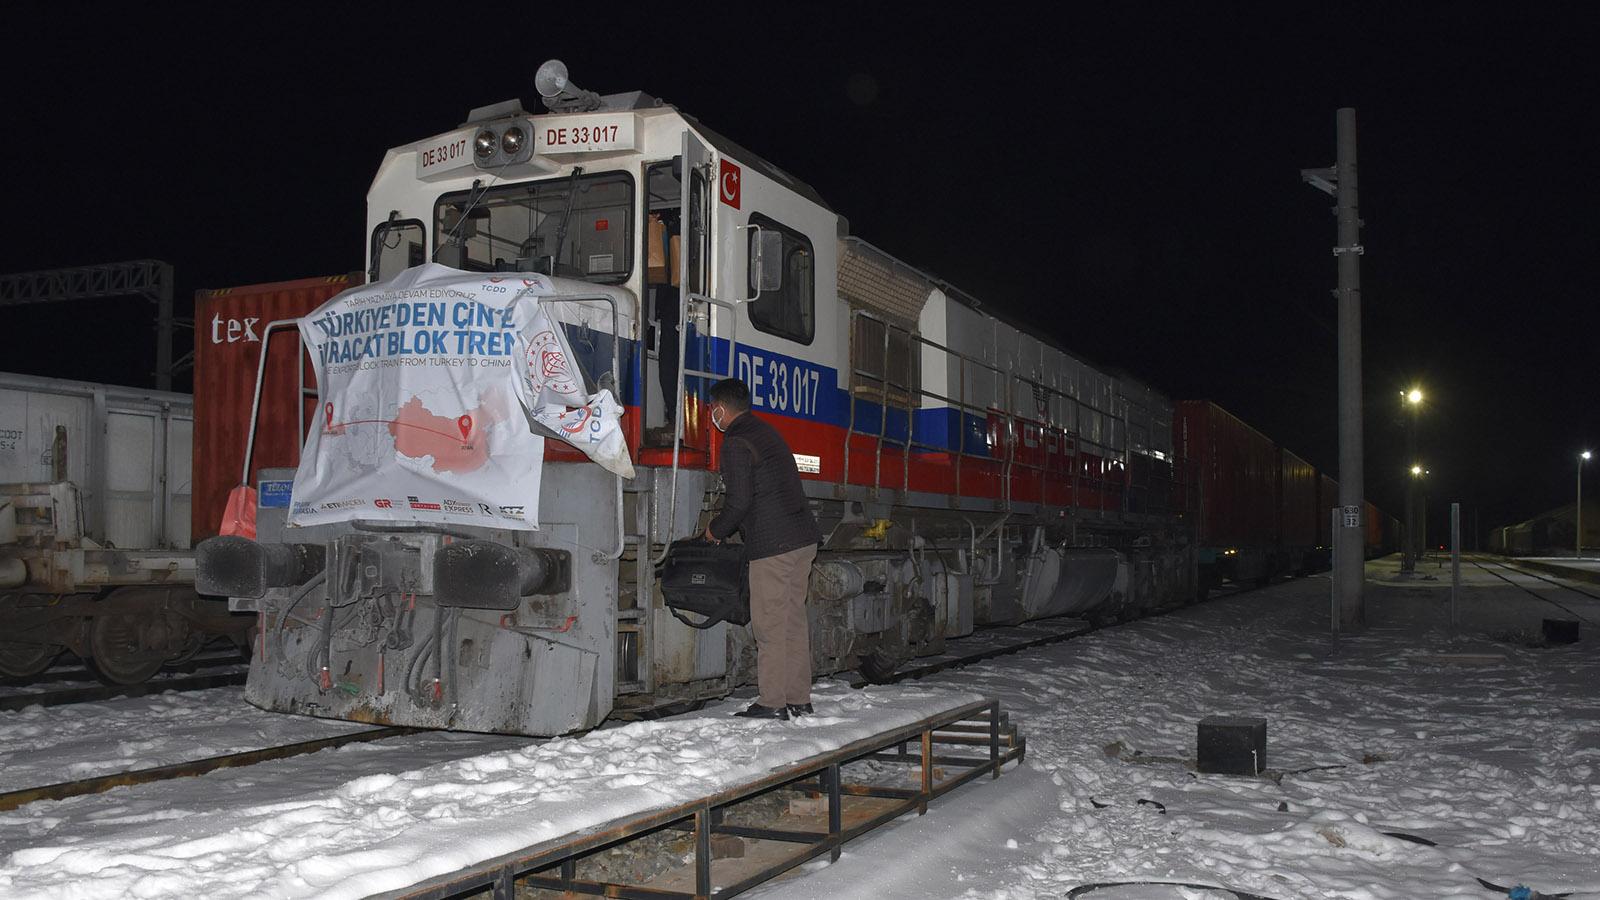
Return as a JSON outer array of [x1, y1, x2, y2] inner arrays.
[[1197, 716, 1266, 775]]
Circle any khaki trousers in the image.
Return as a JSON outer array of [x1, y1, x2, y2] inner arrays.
[[748, 543, 818, 707]]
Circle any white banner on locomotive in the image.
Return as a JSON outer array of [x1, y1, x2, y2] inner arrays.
[[289, 263, 632, 531]]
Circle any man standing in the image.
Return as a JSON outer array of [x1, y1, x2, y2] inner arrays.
[[703, 378, 822, 720]]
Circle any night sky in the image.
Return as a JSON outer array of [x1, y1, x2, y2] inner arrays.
[[2, 7, 1595, 541]]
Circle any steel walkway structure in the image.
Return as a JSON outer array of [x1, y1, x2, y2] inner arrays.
[[378, 698, 1025, 900]]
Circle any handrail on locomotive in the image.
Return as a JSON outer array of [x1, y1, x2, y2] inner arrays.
[[840, 306, 1185, 524]]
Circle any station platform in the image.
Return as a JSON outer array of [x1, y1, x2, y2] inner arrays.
[[1512, 556, 1600, 586]]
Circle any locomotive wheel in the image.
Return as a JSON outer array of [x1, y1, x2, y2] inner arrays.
[[88, 610, 167, 685], [856, 648, 899, 684], [0, 641, 62, 678]]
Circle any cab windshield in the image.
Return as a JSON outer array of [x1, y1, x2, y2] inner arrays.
[[433, 171, 633, 283]]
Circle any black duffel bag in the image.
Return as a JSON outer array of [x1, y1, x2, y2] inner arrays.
[[659, 538, 749, 628]]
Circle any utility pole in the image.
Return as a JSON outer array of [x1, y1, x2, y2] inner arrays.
[[1404, 439, 1416, 571], [1302, 108, 1365, 628], [1581, 451, 1592, 558], [1402, 389, 1423, 573], [1450, 502, 1460, 628]]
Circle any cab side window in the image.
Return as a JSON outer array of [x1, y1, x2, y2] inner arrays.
[[371, 220, 426, 282], [746, 213, 814, 344]]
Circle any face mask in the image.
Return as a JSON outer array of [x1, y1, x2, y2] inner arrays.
[[712, 407, 727, 432]]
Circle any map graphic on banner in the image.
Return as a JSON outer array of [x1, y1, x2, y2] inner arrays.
[[290, 263, 633, 531]]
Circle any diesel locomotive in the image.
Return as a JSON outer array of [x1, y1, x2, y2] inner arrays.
[[198, 62, 1210, 736]]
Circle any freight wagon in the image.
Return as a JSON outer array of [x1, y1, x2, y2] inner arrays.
[[1175, 400, 1398, 596], [0, 373, 248, 681], [1174, 400, 1335, 594]]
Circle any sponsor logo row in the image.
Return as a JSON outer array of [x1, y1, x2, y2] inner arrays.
[[293, 498, 526, 519]]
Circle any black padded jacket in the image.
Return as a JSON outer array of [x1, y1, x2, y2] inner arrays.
[[707, 413, 822, 559]]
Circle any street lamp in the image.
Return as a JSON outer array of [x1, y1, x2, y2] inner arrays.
[[1401, 388, 1425, 572], [1581, 451, 1593, 559]]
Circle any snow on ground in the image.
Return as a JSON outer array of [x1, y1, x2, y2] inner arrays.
[[754, 561, 1600, 900], [0, 683, 982, 899], [0, 686, 368, 792], [2, 559, 1597, 899], [0, 729, 527, 849]]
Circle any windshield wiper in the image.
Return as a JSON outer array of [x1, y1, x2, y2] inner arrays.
[[545, 166, 584, 276]]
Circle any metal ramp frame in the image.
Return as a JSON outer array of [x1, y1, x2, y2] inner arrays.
[[378, 698, 1025, 900]]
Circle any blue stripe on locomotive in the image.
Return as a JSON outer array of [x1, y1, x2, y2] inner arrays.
[[560, 322, 991, 457]]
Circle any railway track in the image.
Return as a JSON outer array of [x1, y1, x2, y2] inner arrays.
[[1468, 555, 1600, 626], [0, 669, 250, 712], [0, 576, 1271, 817], [860, 618, 1091, 687], [871, 580, 1258, 686], [0, 725, 421, 812], [0, 648, 247, 689], [0, 645, 251, 711]]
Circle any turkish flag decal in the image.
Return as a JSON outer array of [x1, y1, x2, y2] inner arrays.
[[719, 159, 741, 210]]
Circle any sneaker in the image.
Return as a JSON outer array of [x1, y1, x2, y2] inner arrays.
[[734, 703, 789, 720], [786, 703, 814, 718]]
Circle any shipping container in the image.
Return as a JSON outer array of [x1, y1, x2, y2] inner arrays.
[[1279, 447, 1318, 569], [1317, 473, 1339, 547], [0, 373, 252, 682], [1175, 400, 1280, 585], [192, 274, 358, 542], [0, 372, 192, 550]]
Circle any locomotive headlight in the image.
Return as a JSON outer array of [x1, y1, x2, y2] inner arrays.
[[474, 129, 498, 160], [500, 126, 526, 156]]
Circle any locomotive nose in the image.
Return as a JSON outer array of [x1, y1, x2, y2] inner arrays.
[[196, 536, 326, 598]]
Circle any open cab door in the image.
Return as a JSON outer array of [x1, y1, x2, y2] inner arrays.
[[671, 129, 726, 455]]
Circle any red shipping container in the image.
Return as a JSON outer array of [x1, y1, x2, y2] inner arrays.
[[192, 274, 358, 542], [1279, 448, 1318, 552], [1317, 473, 1339, 547], [1365, 501, 1384, 555], [1175, 400, 1279, 552]]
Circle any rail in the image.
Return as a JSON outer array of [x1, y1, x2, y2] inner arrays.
[[0, 726, 418, 812], [374, 698, 1023, 900], [0, 669, 247, 712]]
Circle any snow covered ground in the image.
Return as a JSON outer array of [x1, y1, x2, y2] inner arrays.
[[755, 561, 1600, 900], [0, 682, 983, 899], [1, 558, 1596, 899], [0, 686, 367, 792]]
